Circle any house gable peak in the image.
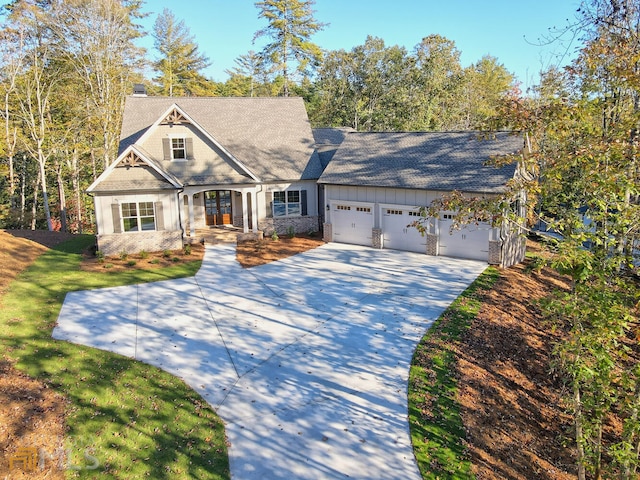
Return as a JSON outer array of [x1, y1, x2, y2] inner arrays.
[[117, 150, 145, 168], [161, 107, 190, 126]]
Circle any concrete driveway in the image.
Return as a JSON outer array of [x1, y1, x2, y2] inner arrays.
[[54, 243, 486, 479]]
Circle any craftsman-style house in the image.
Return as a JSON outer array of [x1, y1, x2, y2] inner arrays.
[[88, 94, 526, 267]]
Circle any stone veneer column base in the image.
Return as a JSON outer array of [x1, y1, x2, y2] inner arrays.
[[323, 223, 332, 243], [488, 240, 502, 265], [426, 233, 438, 256], [372, 228, 382, 249]]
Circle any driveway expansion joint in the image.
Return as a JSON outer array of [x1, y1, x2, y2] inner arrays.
[[54, 243, 487, 480]]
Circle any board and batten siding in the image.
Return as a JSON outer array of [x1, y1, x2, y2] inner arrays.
[[323, 185, 441, 228], [94, 192, 180, 235]]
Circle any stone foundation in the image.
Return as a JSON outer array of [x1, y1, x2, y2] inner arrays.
[[259, 216, 320, 236], [96, 230, 184, 257]]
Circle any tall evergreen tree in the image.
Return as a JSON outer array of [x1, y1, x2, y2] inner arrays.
[[224, 51, 268, 97], [152, 8, 214, 96], [253, 0, 325, 96]]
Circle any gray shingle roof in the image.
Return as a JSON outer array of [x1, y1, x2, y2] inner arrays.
[[313, 127, 356, 169], [312, 127, 355, 146], [318, 131, 523, 193], [90, 163, 177, 192], [120, 96, 322, 182]]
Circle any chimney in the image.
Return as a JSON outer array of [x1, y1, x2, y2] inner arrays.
[[132, 84, 147, 96]]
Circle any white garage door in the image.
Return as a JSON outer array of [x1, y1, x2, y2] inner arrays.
[[331, 203, 374, 246], [438, 214, 490, 261], [382, 208, 426, 253]]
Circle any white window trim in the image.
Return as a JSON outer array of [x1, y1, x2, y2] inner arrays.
[[273, 189, 301, 217], [121, 201, 156, 232], [170, 137, 187, 161]]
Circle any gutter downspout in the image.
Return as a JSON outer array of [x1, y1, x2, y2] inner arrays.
[[176, 187, 185, 242]]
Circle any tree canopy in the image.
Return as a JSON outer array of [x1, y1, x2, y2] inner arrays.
[[152, 8, 214, 96], [253, 0, 326, 96]]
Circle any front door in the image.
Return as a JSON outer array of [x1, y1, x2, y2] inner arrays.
[[205, 190, 232, 226]]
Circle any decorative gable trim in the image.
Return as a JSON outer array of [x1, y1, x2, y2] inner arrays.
[[87, 145, 182, 193], [119, 150, 146, 168], [135, 103, 261, 182], [161, 107, 190, 125]]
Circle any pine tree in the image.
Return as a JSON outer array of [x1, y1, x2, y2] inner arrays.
[[253, 0, 325, 96], [152, 8, 214, 96]]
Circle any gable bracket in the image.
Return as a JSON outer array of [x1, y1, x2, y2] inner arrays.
[[118, 150, 144, 168], [161, 108, 190, 125]]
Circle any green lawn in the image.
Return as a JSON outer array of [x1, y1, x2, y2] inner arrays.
[[0, 235, 229, 479], [408, 267, 500, 480]]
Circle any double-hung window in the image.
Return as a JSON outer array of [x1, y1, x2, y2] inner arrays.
[[171, 138, 186, 160], [273, 190, 301, 217], [121, 202, 156, 232]]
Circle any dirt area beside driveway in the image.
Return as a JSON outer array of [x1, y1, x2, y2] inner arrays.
[[456, 243, 576, 479]]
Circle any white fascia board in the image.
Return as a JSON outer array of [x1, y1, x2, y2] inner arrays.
[[86, 145, 182, 193], [137, 103, 261, 183]]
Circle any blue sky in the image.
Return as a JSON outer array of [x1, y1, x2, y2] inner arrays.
[[137, 0, 584, 90]]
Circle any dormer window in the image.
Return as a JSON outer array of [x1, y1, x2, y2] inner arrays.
[[171, 138, 186, 160]]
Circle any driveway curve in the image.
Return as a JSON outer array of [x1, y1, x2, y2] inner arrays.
[[54, 243, 486, 479]]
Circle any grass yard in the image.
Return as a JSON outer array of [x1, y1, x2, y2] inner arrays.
[[0, 235, 229, 479], [409, 268, 500, 479]]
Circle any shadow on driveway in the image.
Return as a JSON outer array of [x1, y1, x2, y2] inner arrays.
[[54, 243, 487, 480]]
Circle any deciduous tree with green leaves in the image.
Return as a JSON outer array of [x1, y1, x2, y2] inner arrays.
[[476, 1, 640, 477]]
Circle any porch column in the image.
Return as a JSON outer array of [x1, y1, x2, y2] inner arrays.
[[242, 191, 249, 233], [250, 190, 258, 232], [187, 193, 195, 237]]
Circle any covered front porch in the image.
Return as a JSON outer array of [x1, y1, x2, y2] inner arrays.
[[182, 185, 261, 240]]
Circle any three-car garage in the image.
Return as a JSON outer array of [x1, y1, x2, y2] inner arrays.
[[317, 131, 526, 267], [328, 200, 492, 262]]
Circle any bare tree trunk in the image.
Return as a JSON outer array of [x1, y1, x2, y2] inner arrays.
[[71, 149, 82, 234], [56, 162, 67, 232], [91, 147, 97, 181], [594, 425, 602, 480], [36, 143, 53, 231], [31, 169, 40, 230], [19, 155, 27, 228], [623, 382, 640, 479], [2, 28, 24, 203], [575, 383, 587, 480]]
